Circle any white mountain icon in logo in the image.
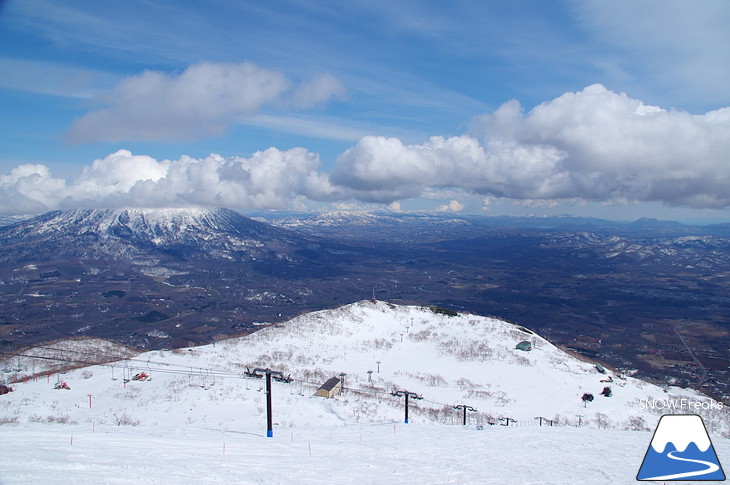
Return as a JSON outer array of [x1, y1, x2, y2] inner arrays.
[[637, 414, 725, 481]]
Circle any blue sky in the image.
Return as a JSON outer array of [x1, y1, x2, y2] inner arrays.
[[1, 0, 730, 221]]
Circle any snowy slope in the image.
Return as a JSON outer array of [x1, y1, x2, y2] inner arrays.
[[1, 301, 728, 484], [7, 423, 728, 485]]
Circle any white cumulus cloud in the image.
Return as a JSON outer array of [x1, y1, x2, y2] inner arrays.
[[331, 133, 565, 203], [0, 149, 342, 214], [437, 200, 465, 212], [332, 84, 730, 208], [475, 84, 730, 207], [0, 164, 67, 214]]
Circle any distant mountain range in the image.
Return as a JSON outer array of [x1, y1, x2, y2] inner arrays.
[[5, 208, 730, 238], [260, 210, 730, 237], [264, 210, 730, 269], [1, 207, 729, 402]]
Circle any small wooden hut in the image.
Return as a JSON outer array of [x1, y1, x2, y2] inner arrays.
[[316, 377, 342, 398]]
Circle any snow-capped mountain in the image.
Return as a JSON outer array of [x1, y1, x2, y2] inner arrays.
[[270, 210, 472, 228], [263, 209, 476, 241], [5, 207, 282, 239], [270, 209, 406, 228], [0, 207, 311, 263], [1, 301, 727, 484]]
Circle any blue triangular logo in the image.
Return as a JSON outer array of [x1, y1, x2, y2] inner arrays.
[[637, 414, 725, 481]]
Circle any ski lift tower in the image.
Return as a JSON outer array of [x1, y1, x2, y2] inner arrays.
[[245, 367, 292, 437], [391, 390, 423, 424]]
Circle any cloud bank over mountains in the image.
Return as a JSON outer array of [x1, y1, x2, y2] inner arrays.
[[1, 148, 340, 214], [4, 85, 730, 214]]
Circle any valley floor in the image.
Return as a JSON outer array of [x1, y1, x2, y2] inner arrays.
[[2, 422, 727, 484]]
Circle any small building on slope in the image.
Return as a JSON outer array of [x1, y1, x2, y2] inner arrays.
[[515, 340, 533, 352], [316, 377, 342, 398]]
